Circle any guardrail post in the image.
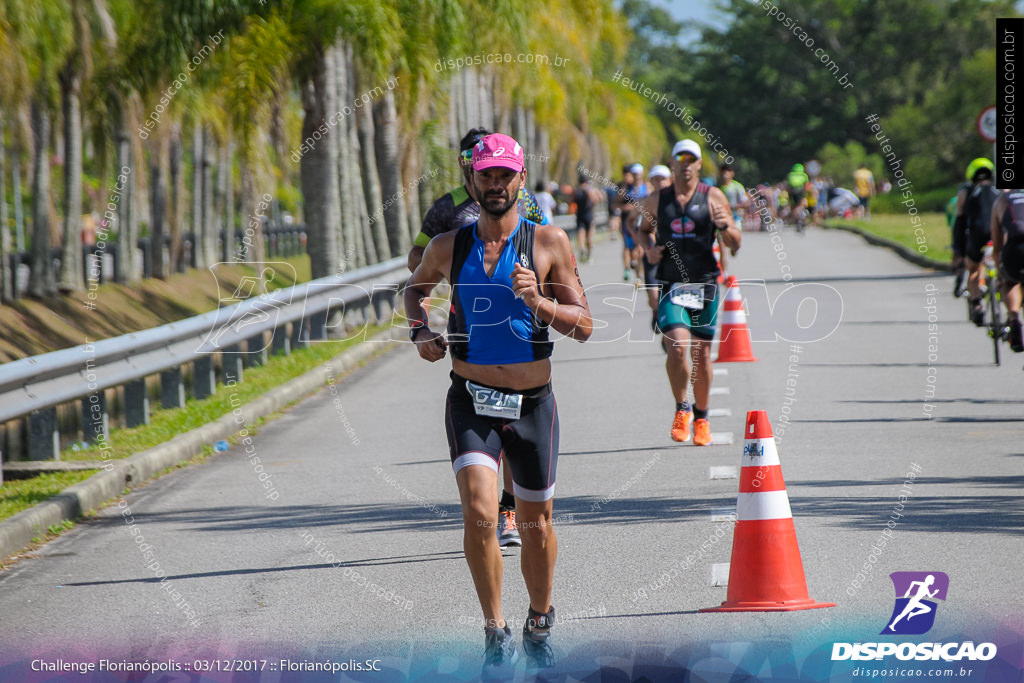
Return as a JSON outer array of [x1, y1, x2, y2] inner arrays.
[[82, 391, 109, 445], [271, 326, 290, 356], [193, 355, 216, 400], [161, 367, 186, 409], [28, 408, 59, 461], [124, 379, 149, 426], [308, 310, 327, 341], [223, 345, 244, 383], [246, 333, 267, 366], [290, 318, 308, 350]]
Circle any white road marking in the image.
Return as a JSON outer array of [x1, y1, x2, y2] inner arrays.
[[709, 466, 738, 480], [711, 432, 734, 445], [711, 563, 731, 587]]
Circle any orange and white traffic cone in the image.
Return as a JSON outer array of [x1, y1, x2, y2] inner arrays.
[[702, 411, 835, 613], [714, 276, 757, 362]]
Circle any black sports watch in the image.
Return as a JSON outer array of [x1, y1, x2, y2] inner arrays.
[[409, 320, 428, 342]]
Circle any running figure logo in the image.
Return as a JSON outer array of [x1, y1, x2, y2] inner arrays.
[[882, 571, 949, 635]]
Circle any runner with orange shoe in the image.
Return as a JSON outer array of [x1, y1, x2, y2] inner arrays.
[[638, 140, 741, 445]]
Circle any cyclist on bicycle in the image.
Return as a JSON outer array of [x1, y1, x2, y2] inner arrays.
[[990, 188, 1024, 352], [786, 164, 809, 229], [956, 158, 999, 326]]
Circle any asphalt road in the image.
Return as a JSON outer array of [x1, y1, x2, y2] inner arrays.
[[1, 224, 1021, 682]]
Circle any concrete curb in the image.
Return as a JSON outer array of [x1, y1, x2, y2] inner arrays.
[[0, 330, 399, 562], [823, 222, 952, 272]]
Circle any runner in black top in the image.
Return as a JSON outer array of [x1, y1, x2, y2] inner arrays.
[[638, 140, 740, 447], [573, 176, 601, 263]]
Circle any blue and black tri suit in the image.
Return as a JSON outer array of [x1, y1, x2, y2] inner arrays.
[[444, 218, 560, 502]]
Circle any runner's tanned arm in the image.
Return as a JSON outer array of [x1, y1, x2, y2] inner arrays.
[[404, 232, 456, 362], [511, 226, 593, 342]]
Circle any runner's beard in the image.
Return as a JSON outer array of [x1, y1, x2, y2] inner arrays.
[[482, 193, 517, 218]]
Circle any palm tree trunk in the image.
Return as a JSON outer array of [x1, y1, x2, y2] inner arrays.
[[299, 46, 341, 279], [13, 141, 24, 254], [124, 100, 143, 282], [58, 68, 84, 292], [168, 123, 185, 273], [28, 96, 54, 298], [373, 87, 410, 256], [0, 111, 11, 303], [191, 119, 202, 269], [342, 47, 369, 268], [219, 138, 232, 262], [114, 126, 128, 282], [355, 76, 390, 262], [333, 47, 356, 272], [202, 127, 216, 267], [150, 136, 167, 279]]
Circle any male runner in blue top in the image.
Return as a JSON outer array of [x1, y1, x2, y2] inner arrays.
[[408, 127, 550, 547], [405, 133, 592, 673]]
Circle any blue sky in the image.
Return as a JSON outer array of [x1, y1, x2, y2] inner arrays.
[[663, 0, 731, 38]]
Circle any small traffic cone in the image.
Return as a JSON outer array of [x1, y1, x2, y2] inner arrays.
[[701, 411, 835, 613], [715, 276, 757, 362]]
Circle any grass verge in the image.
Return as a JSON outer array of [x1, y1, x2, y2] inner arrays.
[[0, 470, 100, 521], [825, 212, 950, 262]]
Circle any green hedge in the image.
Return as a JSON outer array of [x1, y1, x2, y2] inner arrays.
[[872, 184, 960, 215]]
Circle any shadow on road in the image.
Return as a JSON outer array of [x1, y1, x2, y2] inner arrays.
[[59, 550, 467, 587]]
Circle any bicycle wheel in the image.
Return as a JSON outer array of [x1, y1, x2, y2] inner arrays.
[[988, 276, 1001, 366]]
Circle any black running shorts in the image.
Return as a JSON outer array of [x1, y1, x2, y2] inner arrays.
[[965, 228, 990, 264], [1002, 241, 1024, 283], [445, 373, 559, 502]]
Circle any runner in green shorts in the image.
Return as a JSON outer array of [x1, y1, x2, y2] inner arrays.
[[638, 139, 741, 446]]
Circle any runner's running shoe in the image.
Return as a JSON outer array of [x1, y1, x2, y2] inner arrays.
[[971, 299, 985, 327], [522, 607, 556, 669], [1010, 318, 1023, 353], [482, 624, 518, 676], [693, 419, 712, 446], [497, 508, 522, 547], [671, 410, 692, 442], [953, 270, 968, 298]]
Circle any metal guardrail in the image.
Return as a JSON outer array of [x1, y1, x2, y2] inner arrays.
[[0, 256, 408, 462]]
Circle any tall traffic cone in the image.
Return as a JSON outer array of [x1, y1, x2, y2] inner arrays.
[[714, 276, 757, 362], [701, 411, 835, 613]]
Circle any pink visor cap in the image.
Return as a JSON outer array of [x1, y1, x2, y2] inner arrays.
[[471, 133, 525, 173]]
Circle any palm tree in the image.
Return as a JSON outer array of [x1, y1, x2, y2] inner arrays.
[[56, 0, 98, 293], [9, 1, 73, 298], [217, 11, 295, 267], [0, 4, 30, 302]]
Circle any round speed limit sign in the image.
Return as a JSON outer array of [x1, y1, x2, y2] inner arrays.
[[977, 106, 996, 143]]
